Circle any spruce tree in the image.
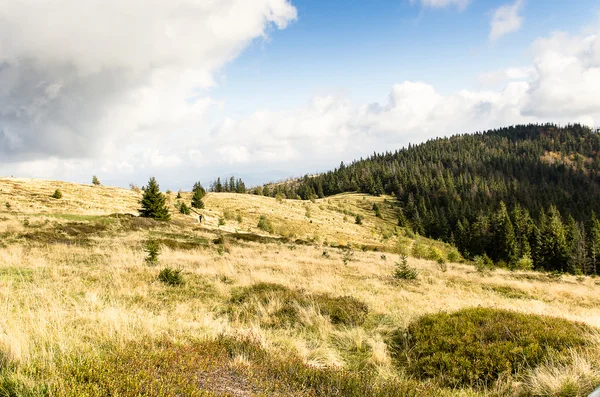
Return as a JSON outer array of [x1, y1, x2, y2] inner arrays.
[[192, 182, 206, 199], [191, 188, 205, 209], [567, 221, 588, 274], [491, 202, 517, 265], [539, 206, 568, 272], [92, 175, 101, 186], [588, 212, 600, 275], [139, 177, 170, 221]]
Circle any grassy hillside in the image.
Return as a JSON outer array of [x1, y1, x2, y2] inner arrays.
[[261, 124, 600, 275], [0, 177, 599, 396]]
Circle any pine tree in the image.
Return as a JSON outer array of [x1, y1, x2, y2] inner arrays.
[[192, 182, 206, 199], [92, 175, 101, 186], [491, 202, 517, 265], [215, 177, 223, 193], [539, 206, 568, 272], [588, 212, 600, 275], [139, 177, 170, 221], [191, 188, 205, 209], [567, 220, 588, 274]]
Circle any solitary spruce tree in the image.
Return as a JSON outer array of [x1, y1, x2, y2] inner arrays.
[[139, 177, 171, 221], [191, 188, 205, 209], [92, 175, 101, 186]]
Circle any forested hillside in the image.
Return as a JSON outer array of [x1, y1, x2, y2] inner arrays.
[[259, 124, 600, 274]]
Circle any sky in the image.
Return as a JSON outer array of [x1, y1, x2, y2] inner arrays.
[[0, 0, 599, 189]]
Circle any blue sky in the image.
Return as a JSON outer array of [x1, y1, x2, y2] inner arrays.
[[0, 0, 599, 188], [215, 0, 598, 114]]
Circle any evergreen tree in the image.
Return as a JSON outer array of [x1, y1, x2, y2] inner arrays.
[[215, 177, 223, 193], [191, 188, 205, 209], [567, 220, 588, 274], [92, 175, 101, 186], [192, 182, 206, 199], [491, 202, 518, 265], [587, 212, 600, 275], [539, 206, 568, 272], [139, 177, 170, 221]]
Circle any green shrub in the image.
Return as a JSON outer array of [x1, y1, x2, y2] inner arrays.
[[52, 189, 63, 199], [228, 283, 369, 328], [229, 282, 303, 328], [410, 241, 428, 259], [389, 307, 594, 388], [436, 257, 447, 272], [373, 203, 382, 218], [513, 255, 534, 271], [315, 295, 368, 326], [257, 215, 274, 233], [178, 202, 191, 215], [56, 336, 426, 397], [158, 267, 184, 286], [145, 240, 160, 265], [355, 215, 363, 225], [394, 256, 418, 280], [4, 202, 10, 210], [218, 217, 225, 226], [446, 249, 462, 263], [474, 253, 494, 273]]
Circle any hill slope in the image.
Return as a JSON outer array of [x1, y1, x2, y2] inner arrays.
[[264, 124, 600, 274], [0, 177, 599, 395]]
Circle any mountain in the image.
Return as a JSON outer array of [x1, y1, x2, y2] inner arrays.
[[259, 124, 600, 274]]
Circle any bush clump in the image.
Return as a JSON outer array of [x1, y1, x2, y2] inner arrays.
[[316, 295, 369, 326], [58, 336, 426, 397], [178, 202, 191, 215], [257, 215, 274, 233], [389, 307, 594, 388], [228, 282, 369, 328], [158, 267, 184, 286], [52, 189, 63, 199]]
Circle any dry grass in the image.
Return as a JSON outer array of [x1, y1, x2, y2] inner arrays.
[[0, 177, 599, 395]]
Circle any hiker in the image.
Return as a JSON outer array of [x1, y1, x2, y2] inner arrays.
[[198, 214, 203, 223]]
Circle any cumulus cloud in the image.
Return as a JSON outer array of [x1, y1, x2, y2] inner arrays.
[[489, 0, 524, 41], [411, 0, 470, 10], [523, 32, 600, 118], [0, 0, 297, 161], [1, 2, 600, 188], [201, 27, 600, 171], [477, 67, 536, 87]]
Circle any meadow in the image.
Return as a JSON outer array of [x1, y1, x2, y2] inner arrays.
[[0, 177, 599, 396]]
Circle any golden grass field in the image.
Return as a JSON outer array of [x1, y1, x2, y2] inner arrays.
[[0, 177, 599, 396]]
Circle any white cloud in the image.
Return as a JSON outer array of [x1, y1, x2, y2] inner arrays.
[[0, 0, 297, 161], [1, 2, 600, 189], [490, 0, 524, 41], [198, 27, 600, 171], [523, 32, 600, 117], [477, 67, 536, 87], [411, 0, 470, 10]]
